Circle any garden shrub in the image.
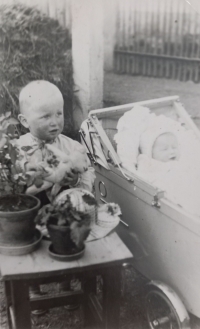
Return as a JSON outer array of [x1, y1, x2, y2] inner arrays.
[[0, 4, 77, 138]]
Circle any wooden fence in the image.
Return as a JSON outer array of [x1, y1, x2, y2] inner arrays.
[[114, 0, 200, 82]]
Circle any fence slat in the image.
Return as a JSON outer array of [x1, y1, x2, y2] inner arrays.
[[114, 0, 120, 73], [141, 1, 149, 76], [153, 0, 160, 77], [189, 12, 197, 81], [132, 1, 138, 74], [160, 2, 167, 77], [172, 1, 180, 79]]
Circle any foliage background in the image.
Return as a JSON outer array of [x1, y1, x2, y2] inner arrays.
[[0, 4, 77, 138]]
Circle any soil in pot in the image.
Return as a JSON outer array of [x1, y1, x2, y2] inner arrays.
[[0, 194, 37, 211], [47, 223, 84, 256], [0, 194, 40, 247]]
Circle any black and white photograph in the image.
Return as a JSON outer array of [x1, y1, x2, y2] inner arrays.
[[0, 0, 200, 328]]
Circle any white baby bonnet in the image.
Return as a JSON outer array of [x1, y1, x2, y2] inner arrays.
[[139, 115, 183, 158], [114, 105, 155, 170]]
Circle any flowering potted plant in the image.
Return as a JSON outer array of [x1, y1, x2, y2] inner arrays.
[[35, 188, 97, 258], [0, 112, 41, 253]]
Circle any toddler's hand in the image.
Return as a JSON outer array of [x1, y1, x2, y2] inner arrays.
[[42, 161, 74, 184], [25, 161, 50, 177], [26, 180, 53, 195]]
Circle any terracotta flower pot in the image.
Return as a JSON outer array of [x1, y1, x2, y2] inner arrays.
[[47, 224, 83, 255], [0, 194, 40, 247]]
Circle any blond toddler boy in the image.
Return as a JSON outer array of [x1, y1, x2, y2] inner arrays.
[[17, 80, 95, 197]]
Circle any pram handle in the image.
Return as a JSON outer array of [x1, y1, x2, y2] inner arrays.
[[79, 129, 97, 164]]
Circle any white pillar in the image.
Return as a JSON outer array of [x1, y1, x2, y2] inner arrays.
[[72, 0, 104, 128], [103, 0, 117, 71]]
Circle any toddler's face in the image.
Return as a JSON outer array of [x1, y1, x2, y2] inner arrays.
[[152, 133, 179, 162], [23, 95, 64, 142]]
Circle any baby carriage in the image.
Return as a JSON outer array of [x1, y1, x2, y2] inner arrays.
[[80, 96, 200, 329]]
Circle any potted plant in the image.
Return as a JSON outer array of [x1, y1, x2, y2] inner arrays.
[[0, 112, 41, 254], [35, 188, 97, 258]]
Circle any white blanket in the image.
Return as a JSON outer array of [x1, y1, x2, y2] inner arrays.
[[115, 107, 200, 217], [137, 146, 200, 217]]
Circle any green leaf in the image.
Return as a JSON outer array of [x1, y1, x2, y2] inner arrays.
[[34, 176, 44, 188], [7, 117, 19, 125], [5, 112, 11, 118], [0, 136, 7, 149], [7, 124, 17, 137], [17, 154, 24, 161], [36, 212, 50, 225], [82, 194, 97, 206], [25, 171, 36, 186], [21, 146, 33, 152], [0, 116, 5, 123], [1, 120, 9, 131], [4, 185, 13, 192], [57, 218, 67, 226], [9, 143, 17, 164]]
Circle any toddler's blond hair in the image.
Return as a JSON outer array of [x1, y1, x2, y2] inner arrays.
[[19, 80, 63, 114]]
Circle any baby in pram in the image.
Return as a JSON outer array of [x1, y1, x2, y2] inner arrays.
[[114, 106, 200, 217]]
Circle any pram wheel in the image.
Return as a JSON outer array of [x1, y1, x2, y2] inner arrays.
[[146, 281, 190, 329]]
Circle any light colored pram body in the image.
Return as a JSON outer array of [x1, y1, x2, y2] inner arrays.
[[80, 96, 200, 326]]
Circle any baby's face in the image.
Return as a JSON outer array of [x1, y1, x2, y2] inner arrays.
[[23, 95, 64, 142], [152, 133, 179, 162]]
